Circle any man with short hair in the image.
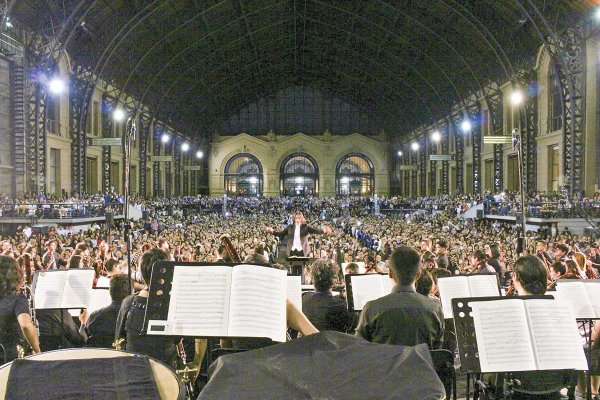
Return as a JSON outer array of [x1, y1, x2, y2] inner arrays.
[[435, 240, 451, 272], [554, 243, 570, 262], [355, 246, 444, 349]]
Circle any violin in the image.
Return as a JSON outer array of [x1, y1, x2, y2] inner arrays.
[[220, 235, 241, 263]]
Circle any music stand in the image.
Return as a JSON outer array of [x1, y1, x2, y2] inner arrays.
[[452, 296, 582, 400], [285, 257, 313, 281]]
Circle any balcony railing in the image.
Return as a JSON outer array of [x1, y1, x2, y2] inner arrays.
[[0, 202, 124, 220]]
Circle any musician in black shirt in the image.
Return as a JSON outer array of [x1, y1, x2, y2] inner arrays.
[[302, 259, 350, 333], [0, 255, 40, 360], [85, 274, 129, 348]]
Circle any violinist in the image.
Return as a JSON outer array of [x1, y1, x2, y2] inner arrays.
[[535, 240, 553, 268], [468, 250, 496, 274]]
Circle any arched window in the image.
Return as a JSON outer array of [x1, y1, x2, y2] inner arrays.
[[336, 153, 374, 197], [280, 153, 319, 196], [224, 153, 263, 196]]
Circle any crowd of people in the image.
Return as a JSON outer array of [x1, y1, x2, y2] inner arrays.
[[0, 193, 599, 398]]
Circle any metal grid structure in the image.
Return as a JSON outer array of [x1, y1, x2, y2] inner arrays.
[[173, 135, 182, 196], [465, 97, 481, 194], [441, 121, 449, 195], [152, 120, 161, 197], [482, 82, 504, 193], [418, 132, 426, 196], [450, 109, 464, 194]]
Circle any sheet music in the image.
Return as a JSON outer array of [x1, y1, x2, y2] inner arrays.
[[62, 269, 95, 309], [350, 275, 388, 311], [286, 275, 302, 310], [556, 281, 596, 319], [468, 274, 500, 298], [524, 299, 588, 371], [228, 265, 287, 343], [167, 265, 232, 336], [33, 271, 67, 309], [87, 288, 112, 314], [471, 299, 537, 372], [585, 281, 600, 317], [437, 277, 470, 319]]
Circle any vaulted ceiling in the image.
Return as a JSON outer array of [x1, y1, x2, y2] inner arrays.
[[10, 0, 593, 135]]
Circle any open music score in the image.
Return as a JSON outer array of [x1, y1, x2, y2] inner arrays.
[[69, 288, 112, 317], [32, 269, 95, 309], [145, 263, 287, 343], [470, 298, 587, 373], [286, 275, 302, 311], [344, 273, 394, 311], [437, 273, 500, 319], [554, 280, 600, 319]]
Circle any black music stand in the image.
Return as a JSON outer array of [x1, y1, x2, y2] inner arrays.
[[285, 257, 313, 281], [451, 296, 580, 400]]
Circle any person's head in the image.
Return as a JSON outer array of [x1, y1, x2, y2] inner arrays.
[[435, 240, 448, 254], [389, 246, 421, 285], [294, 212, 306, 225], [105, 258, 119, 274], [157, 238, 170, 252], [422, 252, 437, 270], [420, 238, 433, 252], [555, 243, 569, 257], [345, 262, 359, 275], [243, 253, 268, 264], [549, 261, 566, 281], [140, 248, 169, 285], [489, 243, 501, 260], [471, 250, 487, 265], [68, 254, 83, 269], [565, 259, 582, 277], [109, 274, 130, 302], [536, 240, 547, 253], [572, 252, 586, 271], [415, 269, 434, 297], [0, 255, 23, 296], [310, 259, 338, 292], [45, 240, 56, 252], [513, 255, 547, 295]]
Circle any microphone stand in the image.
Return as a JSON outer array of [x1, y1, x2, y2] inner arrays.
[[124, 117, 136, 293]]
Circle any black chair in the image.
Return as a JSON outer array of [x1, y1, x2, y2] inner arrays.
[[430, 348, 457, 400], [477, 370, 578, 400], [85, 335, 114, 349]]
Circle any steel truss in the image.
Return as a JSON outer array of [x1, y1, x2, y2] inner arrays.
[[182, 141, 189, 196], [138, 113, 151, 197], [429, 128, 437, 195], [441, 122, 449, 195], [173, 135, 182, 196], [411, 141, 418, 196], [152, 121, 161, 197], [450, 110, 465, 194], [403, 143, 410, 196], [69, 64, 94, 194], [547, 25, 586, 195], [465, 97, 481, 194], [418, 132, 426, 196], [164, 127, 173, 197], [514, 69, 538, 193], [482, 82, 504, 192], [101, 92, 117, 193], [11, 60, 26, 197]]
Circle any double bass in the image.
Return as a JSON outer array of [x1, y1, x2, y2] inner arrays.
[[220, 235, 241, 263]]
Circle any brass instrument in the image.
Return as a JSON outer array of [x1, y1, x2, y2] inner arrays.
[[112, 338, 125, 351], [175, 339, 198, 398]]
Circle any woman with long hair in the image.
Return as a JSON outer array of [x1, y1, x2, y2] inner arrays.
[[0, 255, 40, 360]]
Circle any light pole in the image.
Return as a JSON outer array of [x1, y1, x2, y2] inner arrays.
[[511, 89, 527, 254]]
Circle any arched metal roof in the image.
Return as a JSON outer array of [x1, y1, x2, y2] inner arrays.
[[9, 0, 592, 135]]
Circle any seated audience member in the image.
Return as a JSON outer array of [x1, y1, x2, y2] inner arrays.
[[85, 274, 130, 348], [302, 259, 350, 332], [355, 246, 444, 349], [0, 255, 40, 360]]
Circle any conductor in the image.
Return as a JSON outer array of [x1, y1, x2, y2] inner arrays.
[[266, 212, 333, 257]]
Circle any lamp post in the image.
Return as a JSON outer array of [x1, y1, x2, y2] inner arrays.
[[511, 90, 527, 254]]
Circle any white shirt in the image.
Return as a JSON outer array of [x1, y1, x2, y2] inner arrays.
[[291, 223, 303, 251]]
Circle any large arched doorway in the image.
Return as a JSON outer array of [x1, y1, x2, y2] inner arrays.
[[224, 153, 263, 196], [280, 153, 319, 196], [336, 153, 375, 197]]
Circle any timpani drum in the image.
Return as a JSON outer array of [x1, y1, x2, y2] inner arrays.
[[0, 348, 184, 400]]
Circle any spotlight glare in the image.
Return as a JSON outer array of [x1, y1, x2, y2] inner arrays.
[[411, 142, 419, 151], [510, 90, 524, 106], [161, 134, 170, 143], [196, 150, 203, 159], [431, 130, 441, 142], [397, 150, 403, 157], [181, 142, 190, 152], [461, 120, 472, 133], [595, 7, 600, 21], [112, 108, 126, 122], [48, 78, 65, 95], [5, 19, 13, 28]]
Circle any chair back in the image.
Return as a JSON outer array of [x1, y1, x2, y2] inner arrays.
[[430, 348, 455, 400]]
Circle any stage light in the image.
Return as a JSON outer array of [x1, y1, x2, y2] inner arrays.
[[196, 150, 203, 159], [48, 77, 65, 95], [341, 177, 350, 184], [397, 150, 403, 157], [510, 90, 524, 106], [461, 120, 472, 132], [431, 130, 441, 142], [5, 18, 13, 28], [411, 142, 419, 151], [113, 108, 126, 122], [161, 133, 170, 143], [295, 177, 304, 184], [595, 7, 600, 21], [181, 142, 189, 152]]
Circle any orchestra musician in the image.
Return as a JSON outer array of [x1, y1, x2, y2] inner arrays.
[[0, 255, 40, 361], [266, 212, 333, 257]]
